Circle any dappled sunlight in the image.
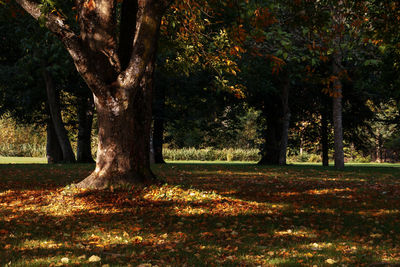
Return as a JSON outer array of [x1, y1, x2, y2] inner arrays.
[[358, 209, 400, 217], [273, 228, 318, 239], [1, 163, 400, 265], [305, 187, 355, 195]]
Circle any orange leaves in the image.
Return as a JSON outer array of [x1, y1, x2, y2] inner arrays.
[[321, 70, 350, 97], [252, 7, 277, 28], [371, 39, 384, 45], [230, 45, 245, 57], [83, 0, 96, 11], [200, 231, 214, 238], [266, 54, 286, 75], [231, 24, 247, 43]]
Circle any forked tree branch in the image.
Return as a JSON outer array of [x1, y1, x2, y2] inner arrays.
[[119, 0, 166, 91]]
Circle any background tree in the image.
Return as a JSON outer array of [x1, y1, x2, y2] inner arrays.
[[1, 4, 94, 163]]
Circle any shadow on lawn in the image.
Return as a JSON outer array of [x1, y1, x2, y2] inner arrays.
[[0, 163, 399, 265], [0, 195, 386, 266], [0, 189, 394, 265]]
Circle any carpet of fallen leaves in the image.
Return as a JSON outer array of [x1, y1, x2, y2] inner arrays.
[[1, 163, 400, 266]]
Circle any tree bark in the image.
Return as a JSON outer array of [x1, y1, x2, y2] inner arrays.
[[376, 132, 383, 163], [152, 83, 166, 164], [77, 55, 157, 189], [321, 107, 329, 166], [46, 116, 63, 164], [258, 106, 282, 165], [332, 53, 345, 169], [278, 71, 290, 166], [77, 92, 95, 163], [43, 68, 76, 163]]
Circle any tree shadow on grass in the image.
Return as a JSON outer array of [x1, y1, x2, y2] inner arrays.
[[0, 186, 395, 266], [0, 163, 399, 265]]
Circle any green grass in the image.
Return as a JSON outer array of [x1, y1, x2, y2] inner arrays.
[[0, 160, 400, 266], [0, 156, 47, 164]]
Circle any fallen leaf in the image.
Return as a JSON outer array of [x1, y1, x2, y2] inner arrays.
[[88, 255, 101, 262], [326, 259, 336, 264]]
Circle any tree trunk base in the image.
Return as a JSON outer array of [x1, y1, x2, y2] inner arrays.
[[77, 168, 158, 189]]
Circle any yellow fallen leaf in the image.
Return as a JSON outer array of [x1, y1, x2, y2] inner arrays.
[[88, 255, 101, 262], [133, 236, 143, 242], [326, 259, 336, 264]]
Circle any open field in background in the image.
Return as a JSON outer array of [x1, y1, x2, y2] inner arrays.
[[0, 161, 400, 266], [0, 157, 47, 164], [2, 156, 400, 167]]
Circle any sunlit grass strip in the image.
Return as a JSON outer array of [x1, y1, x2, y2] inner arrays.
[[0, 156, 47, 164]]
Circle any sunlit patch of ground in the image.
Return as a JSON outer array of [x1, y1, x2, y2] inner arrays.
[[0, 163, 400, 266]]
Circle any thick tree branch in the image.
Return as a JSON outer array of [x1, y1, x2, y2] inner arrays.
[[15, 0, 108, 96], [76, 0, 120, 74], [119, 0, 165, 91]]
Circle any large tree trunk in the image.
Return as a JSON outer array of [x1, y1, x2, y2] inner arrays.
[[77, 92, 95, 163], [46, 116, 63, 164], [43, 68, 76, 163], [332, 53, 344, 169], [77, 57, 157, 189], [152, 83, 166, 164], [278, 71, 290, 166], [17, 0, 169, 188]]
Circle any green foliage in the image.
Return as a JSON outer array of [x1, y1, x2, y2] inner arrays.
[[296, 152, 311, 163], [351, 155, 372, 163], [308, 154, 322, 163]]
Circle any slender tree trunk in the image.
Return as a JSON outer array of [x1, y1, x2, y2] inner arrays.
[[77, 92, 95, 163], [321, 108, 329, 166], [152, 83, 166, 164], [149, 131, 155, 164], [46, 116, 63, 164], [258, 109, 281, 165], [279, 72, 290, 166], [77, 57, 157, 189], [43, 68, 76, 163], [332, 53, 344, 169], [376, 132, 383, 163]]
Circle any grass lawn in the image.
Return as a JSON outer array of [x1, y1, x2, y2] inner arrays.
[[0, 161, 400, 266], [0, 156, 47, 164]]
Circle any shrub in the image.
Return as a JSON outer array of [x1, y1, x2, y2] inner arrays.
[[352, 155, 372, 163], [308, 154, 321, 163], [162, 148, 260, 162], [0, 115, 46, 157], [297, 152, 310, 162]]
